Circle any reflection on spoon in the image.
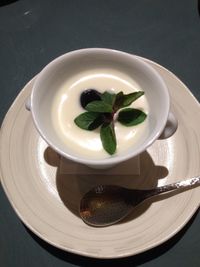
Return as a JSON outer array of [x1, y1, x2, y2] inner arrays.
[[80, 176, 200, 227]]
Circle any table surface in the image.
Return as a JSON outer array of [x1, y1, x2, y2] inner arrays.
[[1, 0, 200, 266]]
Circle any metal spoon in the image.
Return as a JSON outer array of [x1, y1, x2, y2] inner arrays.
[[80, 176, 200, 227]]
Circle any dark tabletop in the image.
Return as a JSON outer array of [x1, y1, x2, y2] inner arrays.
[[1, 0, 200, 266]]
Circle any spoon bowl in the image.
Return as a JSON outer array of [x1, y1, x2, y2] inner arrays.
[[80, 177, 200, 227], [80, 185, 134, 227]]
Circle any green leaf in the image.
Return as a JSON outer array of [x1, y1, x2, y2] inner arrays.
[[100, 122, 116, 155], [117, 108, 147, 126], [114, 91, 144, 110], [85, 100, 113, 113], [101, 91, 116, 106], [122, 91, 144, 107], [113, 91, 124, 111], [74, 112, 104, 130]]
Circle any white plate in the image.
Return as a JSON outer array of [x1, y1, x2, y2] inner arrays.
[[1, 58, 200, 259]]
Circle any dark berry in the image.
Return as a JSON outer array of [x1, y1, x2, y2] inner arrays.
[[80, 89, 101, 108]]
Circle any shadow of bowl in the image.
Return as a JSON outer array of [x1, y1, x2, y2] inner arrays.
[[43, 148, 169, 221]]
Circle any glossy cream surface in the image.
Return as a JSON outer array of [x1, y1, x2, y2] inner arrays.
[[52, 68, 149, 159]]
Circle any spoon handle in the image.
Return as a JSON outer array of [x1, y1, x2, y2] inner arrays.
[[147, 176, 200, 197]]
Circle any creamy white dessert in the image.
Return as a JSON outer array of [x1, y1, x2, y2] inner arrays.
[[51, 68, 149, 159]]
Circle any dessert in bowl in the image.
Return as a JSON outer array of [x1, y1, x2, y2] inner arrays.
[[28, 48, 177, 168]]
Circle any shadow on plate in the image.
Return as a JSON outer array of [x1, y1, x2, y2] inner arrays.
[[44, 147, 169, 222]]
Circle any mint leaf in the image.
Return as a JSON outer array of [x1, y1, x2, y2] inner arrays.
[[114, 91, 144, 110], [100, 122, 116, 155], [114, 91, 124, 110], [85, 100, 113, 113], [74, 112, 103, 130], [122, 91, 144, 107], [101, 91, 116, 106], [117, 108, 147, 126]]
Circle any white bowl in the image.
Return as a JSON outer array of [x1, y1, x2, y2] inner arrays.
[[28, 48, 177, 169]]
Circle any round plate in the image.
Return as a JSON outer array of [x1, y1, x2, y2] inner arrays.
[[1, 58, 200, 259]]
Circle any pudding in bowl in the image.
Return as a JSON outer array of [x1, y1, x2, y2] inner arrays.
[[30, 48, 174, 169], [52, 68, 149, 160]]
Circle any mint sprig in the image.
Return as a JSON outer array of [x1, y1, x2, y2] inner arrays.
[[74, 90, 147, 155]]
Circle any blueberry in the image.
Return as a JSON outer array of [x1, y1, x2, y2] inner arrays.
[[80, 89, 101, 108]]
